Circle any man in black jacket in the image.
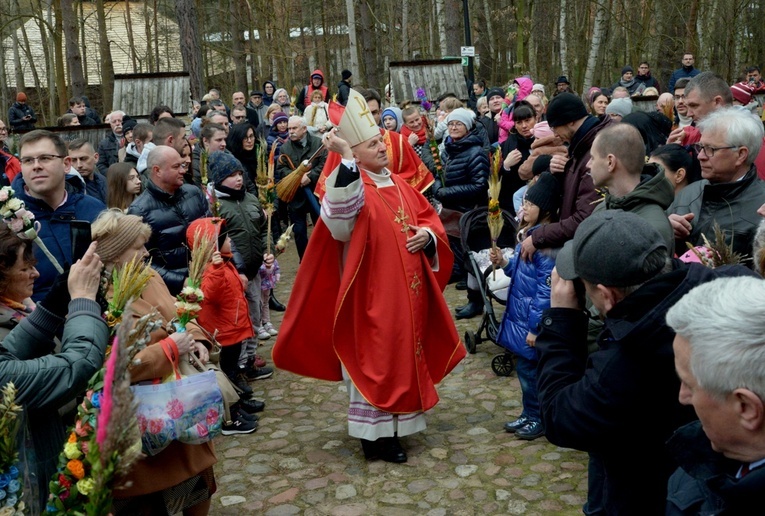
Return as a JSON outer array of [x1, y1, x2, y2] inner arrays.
[[276, 116, 326, 260], [128, 146, 210, 295], [337, 70, 352, 106], [536, 209, 751, 515], [8, 93, 36, 131]]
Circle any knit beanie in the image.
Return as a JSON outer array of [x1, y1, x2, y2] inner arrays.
[[525, 171, 561, 215], [546, 93, 588, 127], [16, 92, 26, 102], [95, 214, 151, 264], [730, 82, 754, 105], [208, 151, 243, 184], [621, 65, 634, 75], [122, 117, 137, 134], [486, 88, 505, 101], [272, 111, 288, 125], [342, 69, 353, 80], [532, 84, 545, 95], [531, 154, 553, 177], [605, 97, 633, 118], [446, 108, 474, 130]]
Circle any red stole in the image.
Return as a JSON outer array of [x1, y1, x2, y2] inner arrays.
[[315, 129, 434, 200], [273, 173, 464, 413]]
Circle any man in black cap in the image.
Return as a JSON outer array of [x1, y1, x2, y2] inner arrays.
[[337, 69, 352, 106], [518, 92, 608, 261], [247, 91, 267, 126], [554, 75, 575, 97], [535, 209, 752, 515], [476, 87, 505, 144], [611, 65, 643, 95]]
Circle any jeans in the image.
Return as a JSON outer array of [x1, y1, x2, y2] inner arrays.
[[514, 355, 541, 422], [289, 203, 318, 261]]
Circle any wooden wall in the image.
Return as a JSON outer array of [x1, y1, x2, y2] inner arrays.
[[389, 59, 470, 105], [113, 72, 191, 118]]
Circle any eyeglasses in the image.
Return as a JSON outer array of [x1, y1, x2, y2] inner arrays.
[[244, 134, 256, 140], [693, 143, 738, 157], [673, 94, 685, 100], [0, 127, 7, 132], [447, 121, 465, 128], [20, 154, 65, 166]]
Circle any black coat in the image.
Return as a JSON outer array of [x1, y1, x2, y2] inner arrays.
[[337, 80, 351, 106], [96, 132, 119, 175], [536, 262, 756, 515], [275, 134, 326, 211], [433, 130, 489, 213], [127, 181, 211, 295], [499, 132, 535, 214], [8, 102, 36, 131]]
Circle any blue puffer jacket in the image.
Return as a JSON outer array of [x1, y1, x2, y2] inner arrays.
[[128, 180, 211, 295], [496, 226, 557, 360], [433, 130, 489, 212], [11, 175, 106, 302]]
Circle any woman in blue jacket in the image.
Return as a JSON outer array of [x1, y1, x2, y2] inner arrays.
[[490, 171, 560, 441]]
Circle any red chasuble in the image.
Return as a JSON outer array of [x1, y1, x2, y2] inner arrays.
[[314, 128, 434, 200], [273, 172, 465, 414]]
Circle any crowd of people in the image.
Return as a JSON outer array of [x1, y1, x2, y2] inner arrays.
[[0, 53, 764, 513]]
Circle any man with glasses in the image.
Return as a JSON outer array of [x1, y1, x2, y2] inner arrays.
[[128, 146, 210, 295], [13, 130, 105, 301], [667, 107, 765, 259], [231, 106, 247, 125], [671, 78, 693, 129]]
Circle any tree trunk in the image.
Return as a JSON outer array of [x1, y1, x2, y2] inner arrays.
[[61, 0, 85, 97], [403, 0, 411, 58], [231, 0, 248, 93], [442, 0, 460, 57], [10, 0, 25, 91], [345, 0, 360, 79], [559, 0, 569, 77], [95, 0, 115, 113], [143, 1, 154, 72], [583, 0, 607, 93], [175, 0, 205, 101], [358, 2, 377, 88], [79, 0, 88, 80], [124, 0, 139, 73]]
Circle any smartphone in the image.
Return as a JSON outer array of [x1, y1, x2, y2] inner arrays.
[[70, 220, 92, 264]]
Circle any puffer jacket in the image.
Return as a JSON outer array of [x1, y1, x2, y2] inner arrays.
[[96, 132, 119, 175], [433, 130, 489, 212], [216, 186, 267, 279], [0, 299, 107, 509], [8, 102, 37, 131], [530, 116, 610, 250], [498, 77, 534, 143], [296, 69, 329, 114], [11, 174, 106, 302], [668, 164, 765, 260], [595, 162, 675, 254], [496, 226, 557, 360], [127, 180, 211, 295]]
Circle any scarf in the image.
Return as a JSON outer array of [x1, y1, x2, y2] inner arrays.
[[619, 78, 636, 89], [215, 183, 246, 201], [400, 124, 427, 146], [0, 296, 35, 325]]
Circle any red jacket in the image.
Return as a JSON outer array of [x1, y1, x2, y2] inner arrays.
[[187, 218, 254, 346], [1, 150, 20, 185]]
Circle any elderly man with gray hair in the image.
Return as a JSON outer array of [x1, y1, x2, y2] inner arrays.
[[97, 109, 126, 174], [665, 275, 765, 514], [667, 106, 765, 260], [275, 115, 326, 260]]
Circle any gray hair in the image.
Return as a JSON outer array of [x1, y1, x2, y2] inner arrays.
[[288, 116, 307, 128], [685, 71, 733, 105], [206, 110, 228, 120], [754, 220, 765, 276], [697, 106, 764, 165], [666, 276, 765, 400], [108, 110, 125, 119]]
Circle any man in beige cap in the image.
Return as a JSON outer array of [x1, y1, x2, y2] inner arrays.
[[274, 89, 465, 464]]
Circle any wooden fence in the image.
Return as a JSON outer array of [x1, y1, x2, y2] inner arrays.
[[113, 72, 190, 119], [389, 59, 470, 105], [4, 125, 113, 155]]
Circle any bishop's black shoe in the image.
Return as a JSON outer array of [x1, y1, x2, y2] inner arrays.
[[360, 437, 407, 463]]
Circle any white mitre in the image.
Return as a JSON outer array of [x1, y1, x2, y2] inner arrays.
[[336, 89, 380, 147]]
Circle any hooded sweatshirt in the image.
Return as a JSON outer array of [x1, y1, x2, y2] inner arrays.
[[297, 69, 329, 113], [498, 77, 534, 144]]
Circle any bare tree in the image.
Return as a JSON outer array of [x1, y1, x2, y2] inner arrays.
[[95, 0, 115, 112], [60, 0, 85, 97], [175, 0, 205, 100]]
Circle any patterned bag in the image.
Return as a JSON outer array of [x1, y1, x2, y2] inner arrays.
[[132, 341, 224, 456]]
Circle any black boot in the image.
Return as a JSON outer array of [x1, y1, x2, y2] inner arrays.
[[269, 291, 286, 311], [455, 288, 483, 320]]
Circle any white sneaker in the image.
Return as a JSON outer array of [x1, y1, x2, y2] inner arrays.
[[257, 326, 271, 340], [264, 322, 278, 336]]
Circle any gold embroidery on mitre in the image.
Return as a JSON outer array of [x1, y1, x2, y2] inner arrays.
[[336, 89, 381, 147]]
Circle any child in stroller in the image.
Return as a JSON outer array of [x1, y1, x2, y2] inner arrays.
[[489, 172, 561, 441]]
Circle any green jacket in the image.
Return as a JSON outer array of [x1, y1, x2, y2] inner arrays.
[[595, 162, 675, 255], [217, 190, 268, 279], [0, 299, 108, 508]]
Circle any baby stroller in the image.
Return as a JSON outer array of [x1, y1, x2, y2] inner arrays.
[[458, 206, 518, 376]]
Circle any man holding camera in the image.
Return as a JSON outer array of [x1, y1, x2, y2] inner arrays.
[[535, 210, 751, 515]]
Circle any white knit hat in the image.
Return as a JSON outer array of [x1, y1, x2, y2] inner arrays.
[[532, 83, 545, 95], [446, 108, 475, 130]]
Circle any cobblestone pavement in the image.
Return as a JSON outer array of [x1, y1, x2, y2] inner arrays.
[[209, 245, 589, 515]]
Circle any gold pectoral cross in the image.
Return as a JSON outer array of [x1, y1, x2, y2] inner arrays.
[[354, 97, 377, 127], [394, 206, 411, 233]]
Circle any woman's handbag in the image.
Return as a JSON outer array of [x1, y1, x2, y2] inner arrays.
[[131, 340, 224, 456]]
